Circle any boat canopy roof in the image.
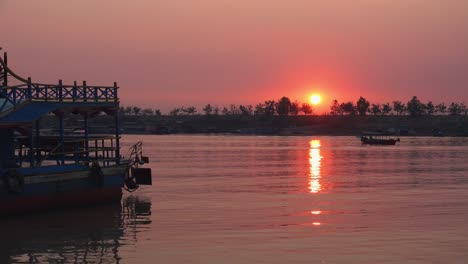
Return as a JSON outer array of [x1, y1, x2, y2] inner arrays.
[[0, 101, 117, 128], [0, 49, 119, 127]]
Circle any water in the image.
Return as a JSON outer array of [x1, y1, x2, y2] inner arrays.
[[2, 135, 468, 263]]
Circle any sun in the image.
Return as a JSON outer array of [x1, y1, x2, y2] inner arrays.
[[310, 94, 322, 105]]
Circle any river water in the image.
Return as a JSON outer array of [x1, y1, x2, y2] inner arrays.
[[2, 135, 468, 263]]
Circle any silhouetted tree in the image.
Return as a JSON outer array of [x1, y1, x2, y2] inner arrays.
[[356, 96, 370, 116], [132, 106, 141, 116], [330, 99, 341, 115], [435, 103, 447, 115], [381, 103, 392, 115], [370, 104, 381, 115], [342, 101, 356, 115], [290, 101, 300, 116], [425, 101, 435, 115], [448, 103, 462, 115], [118, 106, 125, 115], [277, 97, 292, 116], [221, 107, 229, 115], [407, 96, 424, 116], [254, 103, 265, 115], [142, 108, 154, 116], [246, 105, 253, 115], [154, 109, 162, 116], [239, 105, 253, 116], [301, 103, 313, 115], [228, 104, 241, 115], [203, 104, 213, 115], [264, 100, 276, 116], [169, 108, 181, 116], [460, 103, 468, 115], [214, 106, 220, 115], [184, 106, 197, 115], [392, 101, 406, 115]]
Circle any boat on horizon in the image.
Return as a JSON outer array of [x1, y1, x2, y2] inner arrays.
[[0, 48, 152, 216], [360, 131, 400, 145]]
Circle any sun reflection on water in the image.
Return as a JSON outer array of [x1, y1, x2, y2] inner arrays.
[[308, 140, 322, 193]]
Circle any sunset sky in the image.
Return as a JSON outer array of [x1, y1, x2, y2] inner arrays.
[[1, 0, 467, 113]]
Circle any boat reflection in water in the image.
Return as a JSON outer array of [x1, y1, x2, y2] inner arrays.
[[308, 140, 323, 193], [0, 195, 152, 264]]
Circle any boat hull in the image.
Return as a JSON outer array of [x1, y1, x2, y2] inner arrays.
[[0, 164, 127, 217], [361, 138, 398, 145], [0, 186, 122, 216]]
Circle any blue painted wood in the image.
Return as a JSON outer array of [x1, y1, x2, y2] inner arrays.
[[3, 165, 126, 195], [0, 102, 116, 123], [19, 164, 86, 175]]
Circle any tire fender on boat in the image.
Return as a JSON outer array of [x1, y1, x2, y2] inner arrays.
[[124, 167, 139, 192]]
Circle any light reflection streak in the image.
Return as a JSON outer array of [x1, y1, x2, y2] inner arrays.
[[308, 140, 322, 193]]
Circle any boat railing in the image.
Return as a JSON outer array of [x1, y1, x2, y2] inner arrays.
[[3, 50, 122, 169], [16, 136, 121, 168], [1, 51, 119, 113], [0, 81, 118, 113]]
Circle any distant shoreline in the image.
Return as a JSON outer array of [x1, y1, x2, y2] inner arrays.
[[40, 114, 468, 137], [120, 132, 464, 137], [116, 115, 467, 137], [119, 130, 465, 137]]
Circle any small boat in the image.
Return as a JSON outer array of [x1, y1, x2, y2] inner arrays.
[[360, 132, 400, 145], [0, 48, 152, 216]]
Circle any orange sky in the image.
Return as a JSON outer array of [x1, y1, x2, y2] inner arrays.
[[1, 0, 467, 113]]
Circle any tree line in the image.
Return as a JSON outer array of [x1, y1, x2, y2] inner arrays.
[[119, 96, 468, 117], [332, 96, 467, 116], [119, 97, 314, 117]]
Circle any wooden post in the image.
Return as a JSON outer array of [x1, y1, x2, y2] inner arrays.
[[115, 109, 120, 165], [114, 81, 120, 164], [59, 113, 65, 164], [18, 143, 23, 167], [12, 85, 16, 105], [84, 114, 89, 161], [27, 77, 32, 98], [110, 138, 114, 163], [35, 120, 40, 163], [73, 81, 77, 102], [58, 80, 63, 102], [83, 81, 87, 102], [113, 82, 118, 102], [101, 139, 105, 166], [3, 52, 7, 86], [29, 127, 34, 167], [94, 85, 98, 102], [94, 139, 98, 160]]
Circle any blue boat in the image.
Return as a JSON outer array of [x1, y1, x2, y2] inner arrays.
[[0, 48, 152, 216]]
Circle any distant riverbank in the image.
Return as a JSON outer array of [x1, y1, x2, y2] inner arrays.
[[112, 115, 468, 137], [39, 114, 468, 137]]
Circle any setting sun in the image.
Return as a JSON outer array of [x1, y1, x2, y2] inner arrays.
[[310, 94, 322, 105]]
